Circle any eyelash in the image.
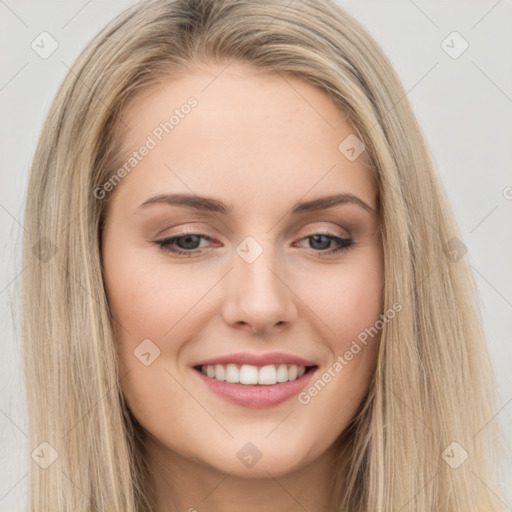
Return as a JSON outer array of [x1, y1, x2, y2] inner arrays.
[[154, 231, 354, 257]]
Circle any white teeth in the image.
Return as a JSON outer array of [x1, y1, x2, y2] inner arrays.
[[225, 363, 239, 383], [239, 364, 259, 384], [200, 363, 308, 385], [276, 363, 288, 382], [214, 364, 225, 381], [258, 365, 277, 385]]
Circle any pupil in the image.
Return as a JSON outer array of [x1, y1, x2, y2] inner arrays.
[[310, 235, 330, 250], [178, 235, 200, 249]]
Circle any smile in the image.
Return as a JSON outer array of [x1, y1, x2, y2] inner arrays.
[[191, 352, 318, 408]]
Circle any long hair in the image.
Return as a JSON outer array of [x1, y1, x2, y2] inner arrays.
[[22, 0, 507, 510]]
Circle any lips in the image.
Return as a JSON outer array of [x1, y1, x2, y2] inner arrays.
[[191, 351, 318, 408]]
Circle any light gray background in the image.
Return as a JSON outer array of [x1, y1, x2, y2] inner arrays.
[[1, 1, 511, 510]]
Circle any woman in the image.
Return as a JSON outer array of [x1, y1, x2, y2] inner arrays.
[[22, 0, 507, 510]]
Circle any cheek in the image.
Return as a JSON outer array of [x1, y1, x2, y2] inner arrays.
[[102, 244, 225, 408], [102, 239, 173, 387], [293, 250, 383, 405], [301, 251, 383, 346], [103, 245, 200, 340], [102, 247, 194, 433]]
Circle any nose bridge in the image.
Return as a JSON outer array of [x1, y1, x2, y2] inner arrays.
[[222, 234, 297, 331], [235, 234, 286, 301]]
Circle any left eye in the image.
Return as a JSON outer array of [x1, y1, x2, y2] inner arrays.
[[296, 233, 353, 253], [155, 232, 353, 256]]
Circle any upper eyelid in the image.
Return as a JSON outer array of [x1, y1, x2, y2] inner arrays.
[[159, 228, 349, 242], [158, 220, 351, 239]]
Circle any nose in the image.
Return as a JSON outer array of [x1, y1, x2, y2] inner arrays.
[[221, 242, 298, 335]]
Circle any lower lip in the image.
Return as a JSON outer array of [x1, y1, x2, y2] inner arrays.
[[194, 368, 317, 408]]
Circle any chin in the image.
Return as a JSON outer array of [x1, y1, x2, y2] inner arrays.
[[195, 436, 321, 478]]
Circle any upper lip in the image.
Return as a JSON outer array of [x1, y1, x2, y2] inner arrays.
[[192, 351, 317, 368]]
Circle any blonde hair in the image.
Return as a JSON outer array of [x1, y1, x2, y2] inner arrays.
[[22, 0, 507, 510]]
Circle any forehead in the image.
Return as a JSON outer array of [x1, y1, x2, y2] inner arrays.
[[110, 62, 377, 215]]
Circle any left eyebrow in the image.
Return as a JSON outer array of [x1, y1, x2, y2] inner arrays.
[[137, 192, 377, 215], [291, 193, 377, 215]]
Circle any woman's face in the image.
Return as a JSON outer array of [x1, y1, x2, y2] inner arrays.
[[102, 62, 383, 478]]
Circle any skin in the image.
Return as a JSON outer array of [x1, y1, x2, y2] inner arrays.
[[102, 61, 383, 512]]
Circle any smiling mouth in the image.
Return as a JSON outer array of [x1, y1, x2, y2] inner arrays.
[[193, 363, 317, 385]]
